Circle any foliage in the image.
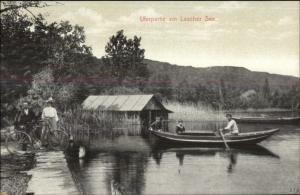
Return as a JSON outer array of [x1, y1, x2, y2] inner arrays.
[[102, 86, 143, 95], [102, 30, 149, 87], [263, 78, 270, 99], [0, 4, 93, 126], [144, 73, 173, 100], [0, 1, 50, 14]]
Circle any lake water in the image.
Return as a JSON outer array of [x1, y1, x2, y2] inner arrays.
[[61, 122, 300, 195]]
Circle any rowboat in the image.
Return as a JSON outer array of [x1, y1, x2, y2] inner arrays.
[[233, 116, 300, 124], [148, 128, 280, 146]]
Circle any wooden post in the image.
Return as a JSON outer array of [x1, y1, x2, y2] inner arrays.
[[149, 110, 151, 127]]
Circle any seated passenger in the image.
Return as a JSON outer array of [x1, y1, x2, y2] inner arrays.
[[176, 120, 185, 134]]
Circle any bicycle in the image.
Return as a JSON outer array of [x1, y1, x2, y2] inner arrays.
[[5, 120, 69, 155]]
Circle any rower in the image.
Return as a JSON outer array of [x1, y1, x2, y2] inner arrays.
[[220, 114, 239, 135]]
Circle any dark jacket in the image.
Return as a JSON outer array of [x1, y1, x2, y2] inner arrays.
[[14, 109, 36, 126], [176, 124, 185, 134], [150, 120, 162, 130]]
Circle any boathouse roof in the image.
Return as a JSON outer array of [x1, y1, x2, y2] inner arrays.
[[82, 94, 172, 112]]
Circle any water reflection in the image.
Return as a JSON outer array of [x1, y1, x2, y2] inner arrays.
[[227, 151, 237, 173], [66, 150, 148, 195], [64, 135, 284, 195], [65, 141, 287, 195], [151, 144, 280, 169], [108, 152, 147, 195], [66, 157, 87, 194]]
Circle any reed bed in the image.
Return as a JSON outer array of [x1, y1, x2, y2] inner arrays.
[[58, 102, 230, 143], [162, 102, 228, 131], [164, 102, 225, 121], [58, 108, 129, 144]]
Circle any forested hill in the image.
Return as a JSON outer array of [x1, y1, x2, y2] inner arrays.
[[145, 59, 299, 92]]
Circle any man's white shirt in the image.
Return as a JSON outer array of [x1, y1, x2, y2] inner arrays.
[[224, 119, 239, 134]]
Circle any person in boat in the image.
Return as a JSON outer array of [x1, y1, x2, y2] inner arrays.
[[150, 117, 163, 131], [175, 120, 185, 134], [220, 113, 239, 135]]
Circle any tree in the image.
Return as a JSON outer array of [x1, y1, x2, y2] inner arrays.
[[218, 78, 226, 109], [102, 30, 149, 85], [175, 79, 197, 103], [1, 4, 94, 125], [145, 73, 173, 100], [263, 78, 270, 99], [0, 1, 48, 14]]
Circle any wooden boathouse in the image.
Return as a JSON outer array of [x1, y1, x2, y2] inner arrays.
[[82, 94, 172, 134]]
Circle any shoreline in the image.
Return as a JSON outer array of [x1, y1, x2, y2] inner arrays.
[[0, 145, 35, 195]]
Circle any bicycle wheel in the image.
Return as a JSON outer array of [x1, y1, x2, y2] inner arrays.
[[47, 130, 69, 151], [5, 130, 34, 155]]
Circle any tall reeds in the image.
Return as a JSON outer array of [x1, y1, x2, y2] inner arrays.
[[164, 101, 225, 121], [58, 107, 126, 143], [163, 102, 227, 131]]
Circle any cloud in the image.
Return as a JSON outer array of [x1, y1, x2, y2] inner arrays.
[[278, 16, 293, 25], [194, 1, 248, 13], [256, 20, 273, 27], [218, 1, 248, 9], [59, 7, 117, 35], [60, 7, 103, 24], [272, 31, 297, 40]]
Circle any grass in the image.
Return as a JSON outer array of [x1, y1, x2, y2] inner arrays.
[[164, 101, 225, 121], [0, 149, 35, 195], [58, 108, 130, 142], [163, 102, 227, 131]]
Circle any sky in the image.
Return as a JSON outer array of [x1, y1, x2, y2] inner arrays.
[[32, 1, 299, 77]]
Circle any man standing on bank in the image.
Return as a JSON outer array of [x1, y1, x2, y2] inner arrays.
[[220, 114, 239, 135]]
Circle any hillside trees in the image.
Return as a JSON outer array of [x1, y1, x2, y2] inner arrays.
[[0, 4, 96, 126], [263, 78, 270, 99], [145, 73, 173, 101], [102, 30, 149, 89], [0, 1, 51, 14]]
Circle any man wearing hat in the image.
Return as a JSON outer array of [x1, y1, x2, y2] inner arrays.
[[41, 97, 59, 137], [14, 101, 36, 134]]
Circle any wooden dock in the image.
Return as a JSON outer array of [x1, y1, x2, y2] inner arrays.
[[26, 151, 80, 195]]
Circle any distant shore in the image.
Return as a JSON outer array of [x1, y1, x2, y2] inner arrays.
[[226, 108, 300, 113]]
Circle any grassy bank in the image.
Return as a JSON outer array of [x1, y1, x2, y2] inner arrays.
[[0, 147, 35, 195]]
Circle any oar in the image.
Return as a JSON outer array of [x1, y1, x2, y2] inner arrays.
[[219, 129, 230, 151]]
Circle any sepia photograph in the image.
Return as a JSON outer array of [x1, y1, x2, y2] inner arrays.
[[1, 1, 299, 195]]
